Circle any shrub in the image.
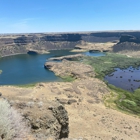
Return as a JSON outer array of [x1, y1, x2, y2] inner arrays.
[[0, 99, 29, 140], [122, 99, 137, 107]]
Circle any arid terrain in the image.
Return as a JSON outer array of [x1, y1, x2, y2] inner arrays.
[[1, 31, 140, 139], [0, 59, 140, 140]]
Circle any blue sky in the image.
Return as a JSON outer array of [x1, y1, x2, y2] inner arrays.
[[0, 0, 140, 33]]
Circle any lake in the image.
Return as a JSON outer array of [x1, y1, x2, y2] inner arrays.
[[105, 66, 140, 92], [0, 50, 105, 85]]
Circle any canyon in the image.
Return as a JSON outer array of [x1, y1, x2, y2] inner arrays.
[[1, 31, 140, 57], [1, 31, 140, 139]]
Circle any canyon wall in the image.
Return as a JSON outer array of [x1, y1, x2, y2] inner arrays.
[[113, 33, 140, 52], [0, 31, 140, 56]]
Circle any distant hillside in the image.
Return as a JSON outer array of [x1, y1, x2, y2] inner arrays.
[[113, 34, 140, 52], [0, 31, 140, 56], [119, 34, 140, 43]]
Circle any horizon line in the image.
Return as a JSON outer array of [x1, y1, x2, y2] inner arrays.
[[1, 30, 140, 35]]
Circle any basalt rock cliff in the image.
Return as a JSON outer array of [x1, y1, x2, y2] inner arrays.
[[120, 34, 140, 43], [1, 31, 140, 56], [113, 34, 140, 52]]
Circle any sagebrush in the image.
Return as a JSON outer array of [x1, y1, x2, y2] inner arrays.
[[0, 99, 29, 140]]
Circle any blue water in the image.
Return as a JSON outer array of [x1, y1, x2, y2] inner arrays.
[[83, 51, 106, 57], [0, 50, 105, 85], [105, 66, 140, 92]]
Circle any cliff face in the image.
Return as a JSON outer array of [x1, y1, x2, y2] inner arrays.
[[113, 34, 140, 53], [81, 32, 140, 43], [0, 33, 83, 56], [113, 42, 140, 52], [13, 34, 82, 44], [14, 36, 38, 44], [1, 31, 140, 57], [120, 34, 140, 43], [41, 34, 82, 42]]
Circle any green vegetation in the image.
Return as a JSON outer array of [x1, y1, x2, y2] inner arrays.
[[83, 53, 140, 80], [61, 75, 75, 82], [83, 53, 140, 115], [16, 83, 36, 88], [106, 84, 140, 115]]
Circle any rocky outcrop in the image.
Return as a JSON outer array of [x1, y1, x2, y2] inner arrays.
[[10, 99, 69, 140], [27, 50, 38, 55], [44, 60, 95, 79], [112, 34, 140, 54], [41, 34, 82, 42], [82, 31, 140, 43], [49, 103, 69, 139], [120, 34, 140, 43], [73, 41, 116, 52], [14, 36, 36, 44], [0, 34, 82, 57], [113, 42, 140, 52], [2, 31, 140, 57]]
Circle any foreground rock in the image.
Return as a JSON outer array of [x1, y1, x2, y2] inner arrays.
[[6, 97, 69, 140]]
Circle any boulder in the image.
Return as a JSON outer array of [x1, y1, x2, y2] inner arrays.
[[50, 103, 69, 139], [68, 99, 77, 105], [12, 100, 69, 139]]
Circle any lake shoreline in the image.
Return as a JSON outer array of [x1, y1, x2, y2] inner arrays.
[[0, 51, 140, 139], [0, 50, 50, 58], [1, 52, 27, 58]]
